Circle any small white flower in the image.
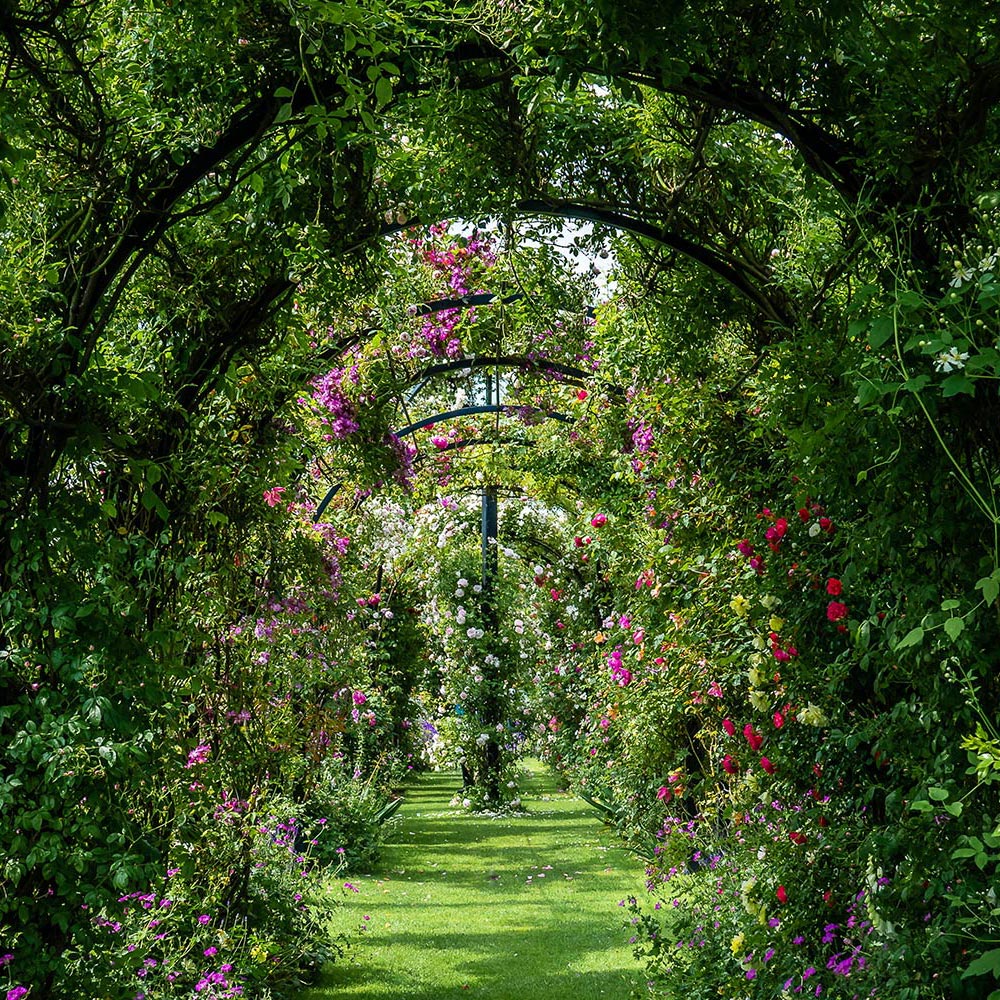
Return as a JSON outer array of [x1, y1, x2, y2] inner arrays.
[[934, 347, 969, 373], [808, 522, 822, 537], [949, 263, 974, 287]]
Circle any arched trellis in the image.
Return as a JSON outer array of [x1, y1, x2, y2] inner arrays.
[[376, 198, 793, 331], [312, 403, 574, 521]]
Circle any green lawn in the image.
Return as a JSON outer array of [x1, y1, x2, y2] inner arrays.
[[302, 761, 648, 1000]]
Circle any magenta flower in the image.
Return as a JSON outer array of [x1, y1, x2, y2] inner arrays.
[[185, 744, 211, 768], [262, 486, 286, 507]]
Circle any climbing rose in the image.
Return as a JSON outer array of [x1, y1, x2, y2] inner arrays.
[[776, 885, 789, 904], [591, 513, 607, 527], [744, 724, 763, 752], [826, 577, 843, 595], [760, 757, 776, 774], [722, 754, 739, 774], [722, 718, 736, 736], [826, 601, 848, 622], [736, 539, 754, 557], [773, 710, 785, 729], [789, 831, 807, 845]]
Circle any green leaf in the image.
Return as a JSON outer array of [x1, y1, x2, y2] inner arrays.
[[902, 375, 931, 392], [976, 572, 1000, 606], [940, 599, 961, 611], [941, 373, 975, 397], [868, 316, 894, 349], [962, 947, 1000, 979], [896, 290, 924, 310], [928, 786, 949, 801], [896, 626, 924, 649], [944, 800, 964, 817], [374, 76, 393, 107], [944, 617, 965, 641]]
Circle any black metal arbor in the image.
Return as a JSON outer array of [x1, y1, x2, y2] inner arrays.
[[311, 287, 615, 799]]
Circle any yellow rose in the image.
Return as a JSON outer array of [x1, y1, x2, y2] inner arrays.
[[796, 702, 828, 726], [769, 615, 784, 632], [730, 595, 751, 617]]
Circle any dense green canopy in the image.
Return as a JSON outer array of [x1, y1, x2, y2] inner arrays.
[[3, 2, 1000, 996]]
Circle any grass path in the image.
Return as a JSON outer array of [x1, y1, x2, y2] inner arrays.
[[301, 761, 648, 1000]]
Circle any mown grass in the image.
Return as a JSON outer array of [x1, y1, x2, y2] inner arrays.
[[301, 760, 648, 1000]]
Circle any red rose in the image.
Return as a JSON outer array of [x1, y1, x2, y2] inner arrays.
[[776, 885, 789, 904], [826, 601, 848, 622], [744, 724, 763, 752], [826, 578, 843, 596], [773, 710, 785, 729], [789, 831, 807, 845], [723, 718, 736, 736], [722, 754, 739, 774], [760, 756, 776, 774]]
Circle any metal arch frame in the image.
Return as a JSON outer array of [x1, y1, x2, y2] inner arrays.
[[411, 292, 597, 321], [313, 404, 574, 522], [375, 199, 792, 330]]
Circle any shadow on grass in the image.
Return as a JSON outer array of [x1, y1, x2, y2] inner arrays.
[[301, 765, 645, 1000], [308, 924, 642, 1000]]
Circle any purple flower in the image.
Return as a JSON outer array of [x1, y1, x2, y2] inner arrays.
[[8, 988, 29, 1000], [185, 744, 211, 768]]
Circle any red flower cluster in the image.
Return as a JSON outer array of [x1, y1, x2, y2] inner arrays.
[[765, 517, 789, 552], [826, 601, 848, 622]]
